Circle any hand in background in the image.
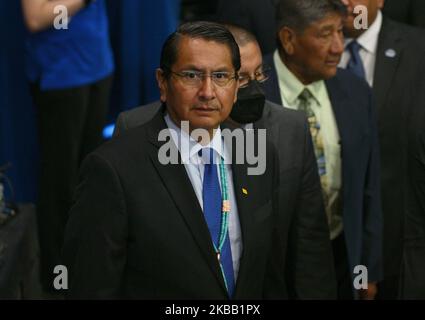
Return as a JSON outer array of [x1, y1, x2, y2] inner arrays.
[[358, 282, 378, 300]]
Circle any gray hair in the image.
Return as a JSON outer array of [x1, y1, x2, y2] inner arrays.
[[276, 0, 347, 34]]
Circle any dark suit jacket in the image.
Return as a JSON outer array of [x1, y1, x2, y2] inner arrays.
[[371, 18, 425, 279], [215, 0, 277, 55], [263, 54, 383, 284], [383, 0, 425, 28], [400, 128, 425, 299], [114, 101, 337, 299], [400, 59, 425, 299], [63, 107, 287, 299]]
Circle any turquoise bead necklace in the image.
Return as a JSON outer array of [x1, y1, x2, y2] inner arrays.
[[215, 155, 231, 292]]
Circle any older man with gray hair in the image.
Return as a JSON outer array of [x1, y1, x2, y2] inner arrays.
[[263, 0, 383, 299]]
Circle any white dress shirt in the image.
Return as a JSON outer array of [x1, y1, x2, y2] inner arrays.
[[164, 113, 243, 280], [339, 10, 383, 87]]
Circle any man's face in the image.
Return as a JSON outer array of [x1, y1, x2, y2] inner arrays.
[[283, 13, 344, 84], [341, 0, 385, 38], [238, 41, 263, 81], [157, 36, 238, 133]]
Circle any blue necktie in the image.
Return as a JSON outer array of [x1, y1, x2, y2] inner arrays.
[[201, 148, 235, 297], [346, 40, 366, 79]]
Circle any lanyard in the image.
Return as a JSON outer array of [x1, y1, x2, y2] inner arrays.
[[215, 156, 230, 259], [199, 148, 232, 292], [216, 156, 232, 292]]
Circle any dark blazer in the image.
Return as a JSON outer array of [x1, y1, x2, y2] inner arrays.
[[114, 101, 337, 299], [400, 59, 425, 299], [400, 128, 425, 299], [371, 18, 425, 281], [215, 0, 277, 55], [63, 107, 286, 299], [383, 0, 425, 28], [263, 54, 383, 284]]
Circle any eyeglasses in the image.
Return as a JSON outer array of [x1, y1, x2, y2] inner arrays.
[[238, 66, 271, 88], [165, 69, 239, 87]]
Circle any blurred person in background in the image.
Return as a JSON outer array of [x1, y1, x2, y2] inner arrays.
[[263, 0, 383, 299], [340, 0, 425, 299], [21, 0, 114, 292]]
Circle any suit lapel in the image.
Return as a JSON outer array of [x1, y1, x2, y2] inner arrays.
[[146, 110, 228, 294], [221, 126, 262, 297], [254, 103, 281, 171], [232, 169, 254, 297], [263, 54, 283, 106], [255, 102, 280, 140], [254, 103, 268, 130], [373, 18, 403, 111], [325, 73, 350, 147], [228, 143, 254, 297]]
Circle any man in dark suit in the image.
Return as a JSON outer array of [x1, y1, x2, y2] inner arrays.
[[114, 24, 337, 299], [63, 21, 285, 299], [341, 0, 425, 299], [263, 0, 382, 299]]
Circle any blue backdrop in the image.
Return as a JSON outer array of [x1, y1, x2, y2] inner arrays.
[[0, 0, 180, 203]]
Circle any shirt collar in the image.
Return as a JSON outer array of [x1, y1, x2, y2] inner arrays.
[[273, 50, 326, 106], [345, 10, 382, 54], [164, 113, 226, 164]]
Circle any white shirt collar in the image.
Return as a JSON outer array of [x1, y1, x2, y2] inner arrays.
[[164, 113, 226, 165], [345, 10, 382, 54]]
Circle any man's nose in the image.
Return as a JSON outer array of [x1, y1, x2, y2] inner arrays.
[[198, 76, 216, 100], [331, 33, 345, 55]]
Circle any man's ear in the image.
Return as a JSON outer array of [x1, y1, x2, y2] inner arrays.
[[156, 68, 167, 102], [278, 27, 295, 56]]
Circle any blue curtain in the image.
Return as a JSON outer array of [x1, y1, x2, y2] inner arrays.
[[107, 0, 181, 119], [0, 0, 180, 203], [0, 0, 39, 203]]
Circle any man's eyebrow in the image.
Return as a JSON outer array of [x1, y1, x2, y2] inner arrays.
[[211, 66, 234, 72], [178, 65, 233, 72], [320, 25, 335, 33], [177, 64, 202, 71], [255, 64, 264, 71]]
